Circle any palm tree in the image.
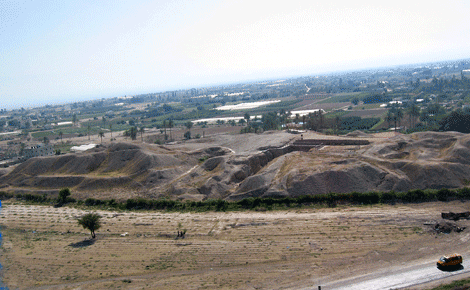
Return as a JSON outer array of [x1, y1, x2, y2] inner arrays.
[[318, 110, 324, 129], [72, 114, 78, 126], [109, 123, 113, 140], [395, 108, 404, 131], [406, 104, 420, 129], [279, 109, 288, 129], [244, 113, 250, 125], [294, 114, 300, 124], [306, 112, 316, 131], [139, 127, 145, 142], [98, 131, 104, 144], [185, 121, 193, 134], [168, 119, 173, 141], [388, 105, 404, 131], [162, 120, 168, 141], [59, 131, 63, 143], [386, 110, 394, 128], [334, 116, 341, 135]]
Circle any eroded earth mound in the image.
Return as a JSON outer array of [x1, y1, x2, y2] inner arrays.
[[2, 131, 470, 201]]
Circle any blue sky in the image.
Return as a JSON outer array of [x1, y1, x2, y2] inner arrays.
[[1, 0, 470, 109]]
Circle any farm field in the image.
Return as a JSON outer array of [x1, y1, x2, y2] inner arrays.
[[2, 200, 470, 289]]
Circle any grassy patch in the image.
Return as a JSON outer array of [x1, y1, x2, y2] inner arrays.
[[324, 110, 349, 119], [31, 131, 55, 138], [352, 103, 382, 110], [317, 92, 363, 104], [428, 278, 470, 290], [370, 118, 385, 130]]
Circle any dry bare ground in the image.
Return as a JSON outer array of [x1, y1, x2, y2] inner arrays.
[[2, 200, 470, 289], [4, 130, 470, 204]]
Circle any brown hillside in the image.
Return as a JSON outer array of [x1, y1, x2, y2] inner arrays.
[[2, 132, 470, 201], [0, 143, 224, 199]]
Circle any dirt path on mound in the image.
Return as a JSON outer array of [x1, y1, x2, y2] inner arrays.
[[1, 201, 470, 289]]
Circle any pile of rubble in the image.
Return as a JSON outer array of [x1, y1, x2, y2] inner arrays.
[[433, 221, 466, 234]]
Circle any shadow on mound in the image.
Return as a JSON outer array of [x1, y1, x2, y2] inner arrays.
[[437, 264, 464, 272], [69, 238, 95, 248]]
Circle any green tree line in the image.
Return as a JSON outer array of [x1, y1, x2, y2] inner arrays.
[[3, 187, 470, 212]]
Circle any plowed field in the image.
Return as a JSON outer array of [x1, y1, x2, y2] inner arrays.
[[2, 200, 470, 289]]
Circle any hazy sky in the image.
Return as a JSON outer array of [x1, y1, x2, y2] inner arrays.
[[1, 0, 470, 109]]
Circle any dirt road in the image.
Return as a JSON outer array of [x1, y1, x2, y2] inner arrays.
[[313, 260, 470, 290]]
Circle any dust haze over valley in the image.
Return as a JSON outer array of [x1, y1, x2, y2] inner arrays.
[[4, 57, 470, 289], [4, 93, 470, 289]]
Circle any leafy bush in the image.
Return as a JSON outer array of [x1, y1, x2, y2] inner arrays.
[[362, 94, 392, 104], [0, 191, 14, 199], [6, 186, 470, 214], [456, 187, 470, 199], [437, 188, 453, 201], [85, 198, 105, 206], [58, 188, 71, 204], [339, 116, 380, 131], [358, 192, 380, 204], [380, 191, 397, 203], [402, 189, 428, 203], [198, 156, 209, 163], [16, 193, 49, 203]]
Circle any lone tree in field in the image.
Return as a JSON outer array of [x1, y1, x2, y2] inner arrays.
[[78, 213, 101, 239]]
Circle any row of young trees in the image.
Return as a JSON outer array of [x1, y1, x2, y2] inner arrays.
[[237, 101, 470, 135], [384, 100, 470, 134], [240, 109, 380, 134], [413, 74, 470, 94]]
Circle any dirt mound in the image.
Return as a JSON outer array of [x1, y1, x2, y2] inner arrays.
[[413, 131, 464, 140], [221, 131, 470, 200], [75, 176, 142, 191], [19, 176, 86, 188], [108, 142, 141, 152], [189, 147, 232, 158], [166, 145, 293, 200], [4, 131, 470, 201], [0, 142, 197, 197]]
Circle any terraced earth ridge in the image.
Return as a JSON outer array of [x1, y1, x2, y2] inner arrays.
[[1, 131, 470, 201]]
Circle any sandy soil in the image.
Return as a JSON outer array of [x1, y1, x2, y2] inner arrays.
[[1, 200, 470, 289]]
